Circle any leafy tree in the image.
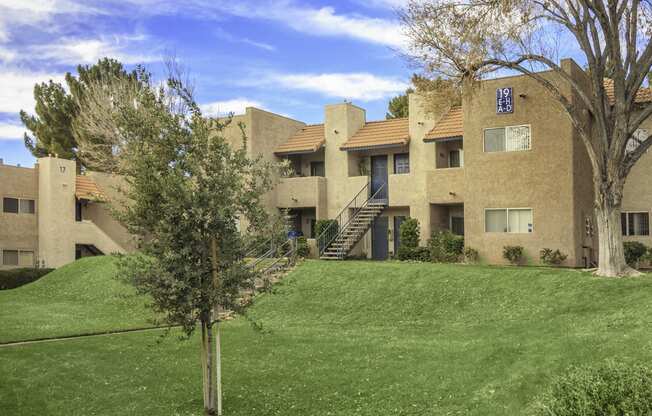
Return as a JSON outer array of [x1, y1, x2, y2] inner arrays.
[[386, 88, 413, 119], [401, 0, 652, 276], [20, 58, 140, 168], [74, 66, 276, 415]]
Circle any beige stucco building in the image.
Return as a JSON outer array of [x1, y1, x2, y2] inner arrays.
[[0, 156, 135, 269], [222, 58, 651, 266], [1, 57, 650, 269]]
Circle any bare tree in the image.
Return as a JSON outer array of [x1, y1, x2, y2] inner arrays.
[[401, 0, 652, 277]]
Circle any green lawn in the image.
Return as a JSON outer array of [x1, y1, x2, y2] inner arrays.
[[0, 256, 154, 343], [2, 260, 652, 415]]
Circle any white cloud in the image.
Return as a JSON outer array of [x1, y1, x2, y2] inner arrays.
[[0, 69, 65, 113], [25, 35, 159, 65], [0, 121, 26, 141], [356, 0, 408, 9], [214, 27, 276, 52], [241, 38, 276, 52], [200, 98, 264, 117], [82, 1, 406, 49], [223, 3, 406, 49], [256, 72, 408, 101], [271, 6, 404, 49], [0, 46, 16, 63], [0, 0, 97, 41]]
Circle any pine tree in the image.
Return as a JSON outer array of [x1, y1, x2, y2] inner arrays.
[[20, 58, 140, 167]]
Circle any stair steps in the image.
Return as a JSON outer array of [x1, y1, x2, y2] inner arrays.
[[319, 201, 387, 260]]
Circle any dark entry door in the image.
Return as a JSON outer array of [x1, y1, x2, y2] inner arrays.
[[372, 216, 389, 260], [370, 155, 388, 201], [394, 216, 406, 254]]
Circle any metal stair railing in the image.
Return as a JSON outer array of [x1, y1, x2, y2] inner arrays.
[[247, 238, 296, 275], [316, 179, 369, 256], [317, 181, 387, 258], [258, 239, 297, 275]]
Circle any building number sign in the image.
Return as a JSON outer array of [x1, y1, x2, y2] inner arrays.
[[496, 87, 513, 114]]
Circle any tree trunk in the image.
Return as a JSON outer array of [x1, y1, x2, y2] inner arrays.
[[594, 189, 640, 277], [210, 237, 223, 415], [215, 319, 223, 416], [201, 316, 217, 415]]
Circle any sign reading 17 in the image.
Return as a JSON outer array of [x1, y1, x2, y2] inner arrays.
[[496, 87, 513, 114]]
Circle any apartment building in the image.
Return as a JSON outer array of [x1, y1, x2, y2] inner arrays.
[[1, 57, 649, 269], [224, 58, 652, 266], [0, 156, 134, 269]]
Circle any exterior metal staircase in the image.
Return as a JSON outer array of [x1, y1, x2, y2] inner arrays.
[[246, 239, 296, 274], [318, 181, 387, 260]]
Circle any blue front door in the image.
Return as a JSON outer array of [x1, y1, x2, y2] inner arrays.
[[372, 216, 389, 260], [370, 155, 388, 201]]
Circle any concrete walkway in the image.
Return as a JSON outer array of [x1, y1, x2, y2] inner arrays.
[[0, 326, 174, 348]]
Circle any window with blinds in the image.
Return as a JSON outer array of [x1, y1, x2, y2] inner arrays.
[[18, 251, 34, 267], [484, 125, 531, 153], [2, 250, 18, 266], [621, 212, 650, 236], [394, 153, 410, 174], [2, 250, 34, 266], [485, 208, 533, 233], [3, 197, 35, 214]]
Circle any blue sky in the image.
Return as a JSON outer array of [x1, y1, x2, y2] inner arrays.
[[0, 0, 411, 167]]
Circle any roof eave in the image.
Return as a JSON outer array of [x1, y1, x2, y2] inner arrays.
[[423, 135, 463, 143], [340, 139, 410, 152], [274, 142, 325, 156]]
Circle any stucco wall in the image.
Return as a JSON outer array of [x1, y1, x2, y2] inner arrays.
[[462, 71, 578, 265], [38, 157, 78, 268], [0, 162, 39, 269], [276, 176, 327, 218], [85, 171, 138, 252], [324, 103, 366, 218], [622, 117, 652, 248]]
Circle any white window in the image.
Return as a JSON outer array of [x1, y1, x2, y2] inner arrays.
[[485, 208, 533, 233], [2, 250, 18, 265], [621, 212, 650, 236], [19, 199, 35, 214], [18, 251, 35, 267], [484, 125, 531, 153], [2, 250, 35, 266], [394, 153, 410, 174], [485, 209, 507, 232], [3, 197, 35, 214], [626, 129, 648, 154]]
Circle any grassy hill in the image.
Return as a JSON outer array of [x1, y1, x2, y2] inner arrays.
[[0, 256, 154, 343], [1, 260, 652, 415]]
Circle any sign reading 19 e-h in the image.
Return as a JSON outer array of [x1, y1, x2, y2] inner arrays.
[[496, 87, 513, 114]]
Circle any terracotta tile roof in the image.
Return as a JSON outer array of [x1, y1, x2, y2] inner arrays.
[[75, 175, 106, 201], [340, 118, 410, 151], [603, 79, 652, 104], [274, 124, 325, 155], [424, 106, 463, 142]]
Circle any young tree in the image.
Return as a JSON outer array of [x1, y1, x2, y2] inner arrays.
[[74, 67, 275, 415], [20, 58, 141, 168], [401, 0, 652, 277]]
